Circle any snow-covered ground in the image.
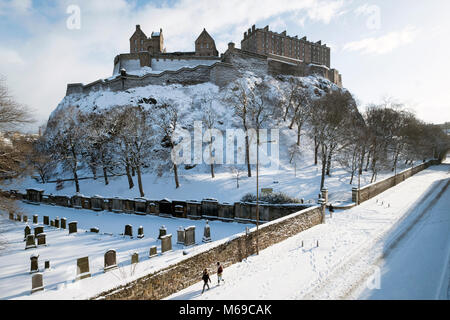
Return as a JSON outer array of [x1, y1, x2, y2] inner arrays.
[[167, 161, 450, 300], [0, 203, 252, 300]]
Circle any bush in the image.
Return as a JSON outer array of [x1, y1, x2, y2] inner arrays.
[[240, 192, 301, 204]]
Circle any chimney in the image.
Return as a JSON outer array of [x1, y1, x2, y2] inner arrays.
[[252, 24, 256, 32], [244, 32, 247, 39], [248, 28, 251, 35], [136, 25, 141, 30], [228, 42, 235, 50], [264, 25, 269, 31], [160, 28, 162, 34]]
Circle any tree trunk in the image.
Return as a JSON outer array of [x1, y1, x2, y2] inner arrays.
[[91, 166, 97, 180], [103, 166, 109, 185], [320, 144, 327, 190], [359, 145, 365, 175], [296, 124, 302, 146], [314, 135, 319, 165], [125, 160, 134, 189], [71, 147, 80, 193], [136, 164, 144, 197], [245, 133, 252, 177], [326, 149, 333, 176], [173, 163, 180, 188], [209, 140, 215, 178], [131, 166, 135, 177]]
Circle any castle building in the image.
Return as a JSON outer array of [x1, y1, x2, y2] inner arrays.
[[241, 25, 331, 68], [195, 29, 219, 57], [130, 25, 165, 55]]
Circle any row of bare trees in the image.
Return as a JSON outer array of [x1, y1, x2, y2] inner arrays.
[[18, 75, 450, 195]]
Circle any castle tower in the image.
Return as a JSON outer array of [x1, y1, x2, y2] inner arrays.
[[195, 29, 218, 57], [129, 25, 164, 55]]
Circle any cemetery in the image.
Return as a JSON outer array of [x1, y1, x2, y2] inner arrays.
[[0, 199, 254, 299]]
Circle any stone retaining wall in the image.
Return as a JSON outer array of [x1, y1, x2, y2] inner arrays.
[[352, 159, 441, 204], [92, 205, 323, 300]]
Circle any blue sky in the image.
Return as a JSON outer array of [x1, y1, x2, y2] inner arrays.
[[0, 0, 449, 131]]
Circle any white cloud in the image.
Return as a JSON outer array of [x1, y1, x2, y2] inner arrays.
[[306, 0, 345, 24], [342, 26, 418, 55], [0, 0, 33, 15]]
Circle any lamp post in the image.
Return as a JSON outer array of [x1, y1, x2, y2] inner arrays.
[[255, 136, 276, 255]]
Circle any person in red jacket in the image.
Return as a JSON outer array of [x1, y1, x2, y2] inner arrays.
[[217, 262, 224, 285]]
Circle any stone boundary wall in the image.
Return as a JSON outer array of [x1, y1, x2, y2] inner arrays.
[[1, 189, 313, 225], [352, 159, 441, 204], [92, 205, 324, 300]]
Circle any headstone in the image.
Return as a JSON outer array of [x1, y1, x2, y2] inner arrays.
[[76, 257, 91, 280], [131, 252, 139, 264], [30, 254, 39, 273], [33, 215, 38, 224], [50, 220, 54, 227], [54, 217, 60, 228], [17, 214, 22, 222], [23, 215, 28, 223], [25, 234, 37, 250], [31, 273, 44, 294], [161, 234, 172, 253], [184, 226, 196, 247], [137, 226, 144, 239], [104, 250, 118, 272], [61, 218, 67, 229], [24, 226, 31, 241], [34, 226, 44, 236], [202, 221, 212, 243], [90, 227, 99, 233], [124, 224, 133, 237], [177, 227, 185, 244], [9, 212, 14, 220], [68, 221, 77, 234], [43, 216, 49, 225], [36, 233, 46, 246], [158, 226, 167, 239], [44, 260, 50, 270], [149, 246, 158, 258]]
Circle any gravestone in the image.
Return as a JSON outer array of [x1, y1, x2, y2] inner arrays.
[[76, 257, 91, 280], [9, 212, 14, 220], [54, 217, 60, 228], [124, 225, 133, 237], [159, 199, 173, 216], [111, 197, 123, 213], [149, 246, 157, 258], [33, 215, 38, 224], [36, 233, 46, 246], [184, 226, 196, 247], [137, 226, 144, 239], [61, 218, 67, 229], [34, 226, 44, 236], [31, 273, 44, 294], [30, 254, 39, 273], [158, 226, 167, 239], [25, 234, 37, 250], [50, 220, 54, 227], [131, 252, 139, 264], [23, 215, 28, 223], [43, 216, 49, 225], [17, 214, 22, 222], [160, 234, 172, 253], [91, 195, 104, 211], [104, 250, 118, 272], [202, 221, 212, 243], [68, 221, 77, 234], [177, 227, 185, 244], [90, 227, 99, 233], [24, 226, 31, 241], [44, 260, 50, 270], [134, 198, 147, 215]]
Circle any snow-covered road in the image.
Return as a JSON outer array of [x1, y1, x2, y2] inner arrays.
[[168, 162, 450, 300]]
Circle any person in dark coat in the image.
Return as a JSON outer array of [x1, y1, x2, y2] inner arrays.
[[201, 269, 211, 293], [217, 262, 224, 285], [329, 204, 335, 213]]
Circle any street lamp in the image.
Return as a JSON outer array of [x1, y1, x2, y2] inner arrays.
[[255, 136, 276, 255]]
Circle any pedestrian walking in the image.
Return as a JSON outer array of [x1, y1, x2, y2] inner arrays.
[[217, 262, 224, 285], [201, 268, 211, 294]]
